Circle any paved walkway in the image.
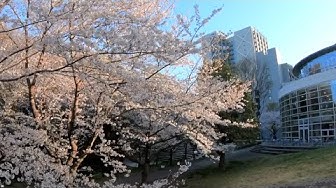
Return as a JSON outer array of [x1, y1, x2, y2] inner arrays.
[[115, 146, 268, 184], [111, 147, 336, 187]]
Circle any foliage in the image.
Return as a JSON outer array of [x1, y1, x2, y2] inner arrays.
[[219, 126, 260, 144], [0, 1, 253, 187], [211, 59, 234, 81], [218, 93, 260, 145], [201, 44, 259, 145], [218, 92, 258, 123], [204, 56, 259, 123]]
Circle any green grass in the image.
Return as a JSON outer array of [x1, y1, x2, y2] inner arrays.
[[185, 147, 336, 188]]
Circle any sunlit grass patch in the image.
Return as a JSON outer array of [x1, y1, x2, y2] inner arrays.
[[184, 147, 336, 188]]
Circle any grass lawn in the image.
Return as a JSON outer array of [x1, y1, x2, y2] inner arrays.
[[184, 146, 336, 188]]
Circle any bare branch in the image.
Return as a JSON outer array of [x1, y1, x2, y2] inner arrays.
[[0, 0, 11, 12]]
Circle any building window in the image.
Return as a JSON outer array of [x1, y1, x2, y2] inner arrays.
[[331, 80, 336, 103], [280, 80, 336, 142]]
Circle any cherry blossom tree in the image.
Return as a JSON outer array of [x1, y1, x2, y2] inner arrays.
[[199, 57, 258, 169], [0, 0, 251, 187]]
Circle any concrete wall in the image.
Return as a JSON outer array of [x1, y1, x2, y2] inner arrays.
[[279, 63, 293, 84], [229, 26, 268, 64], [256, 48, 282, 106]]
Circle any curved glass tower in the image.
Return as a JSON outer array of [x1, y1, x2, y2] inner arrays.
[[280, 44, 336, 142]]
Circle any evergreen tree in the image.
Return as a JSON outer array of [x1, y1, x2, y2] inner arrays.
[[209, 56, 260, 145]]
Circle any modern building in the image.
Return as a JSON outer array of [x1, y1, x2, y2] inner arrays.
[[279, 44, 336, 142], [202, 27, 285, 140], [203, 27, 283, 105], [279, 63, 293, 84], [202, 26, 270, 64], [256, 48, 283, 108], [229, 27, 283, 111], [229, 26, 268, 63]]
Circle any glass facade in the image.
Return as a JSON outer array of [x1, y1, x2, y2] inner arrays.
[[280, 80, 336, 142], [299, 51, 336, 78]]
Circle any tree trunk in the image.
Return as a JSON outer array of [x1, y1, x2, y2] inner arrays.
[[184, 142, 188, 160], [27, 78, 41, 120], [66, 66, 81, 166], [169, 148, 173, 166], [67, 139, 78, 166], [70, 154, 85, 175], [70, 128, 101, 175], [24, 12, 41, 122], [141, 145, 151, 184], [141, 161, 150, 184], [218, 151, 225, 169], [193, 145, 196, 160]]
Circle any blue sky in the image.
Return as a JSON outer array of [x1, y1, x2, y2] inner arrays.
[[174, 0, 336, 66]]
